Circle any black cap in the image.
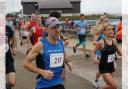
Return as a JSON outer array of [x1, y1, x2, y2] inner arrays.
[[49, 11, 61, 19]]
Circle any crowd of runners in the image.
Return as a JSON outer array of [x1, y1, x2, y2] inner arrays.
[[5, 11, 122, 89]]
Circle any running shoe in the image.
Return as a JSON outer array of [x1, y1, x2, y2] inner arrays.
[[73, 46, 76, 53], [86, 54, 90, 58], [92, 81, 99, 89], [20, 42, 23, 46]]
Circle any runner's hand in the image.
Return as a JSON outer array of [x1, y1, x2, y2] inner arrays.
[[29, 44, 33, 49], [93, 58, 99, 64], [41, 70, 54, 80], [12, 47, 17, 56]]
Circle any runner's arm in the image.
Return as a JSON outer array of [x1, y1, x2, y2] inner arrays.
[[93, 35, 99, 45], [23, 42, 54, 80], [12, 32, 17, 48], [28, 27, 35, 38], [92, 40, 103, 64], [60, 34, 65, 41], [28, 27, 35, 46], [64, 51, 73, 71], [11, 32, 17, 55], [23, 42, 44, 74], [113, 38, 122, 56]]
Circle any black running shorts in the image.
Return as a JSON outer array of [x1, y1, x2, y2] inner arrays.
[[6, 50, 15, 74], [40, 84, 65, 89]]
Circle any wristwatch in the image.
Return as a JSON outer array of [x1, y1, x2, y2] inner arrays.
[[65, 60, 72, 65]]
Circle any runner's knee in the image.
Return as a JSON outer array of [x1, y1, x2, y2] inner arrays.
[[7, 75, 16, 87], [8, 80, 15, 87], [110, 82, 117, 89]]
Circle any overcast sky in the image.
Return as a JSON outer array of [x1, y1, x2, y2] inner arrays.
[[5, 0, 122, 14], [122, 0, 128, 14]]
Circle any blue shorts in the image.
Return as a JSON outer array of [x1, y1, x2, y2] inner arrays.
[[77, 34, 86, 47]]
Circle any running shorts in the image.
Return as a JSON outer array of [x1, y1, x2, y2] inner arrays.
[[39, 84, 65, 89], [6, 50, 15, 74]]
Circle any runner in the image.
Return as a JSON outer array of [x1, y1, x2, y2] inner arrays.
[[23, 17, 73, 89], [20, 19, 28, 47], [28, 16, 44, 46], [65, 16, 70, 32], [73, 14, 90, 59], [92, 15, 109, 88], [116, 16, 122, 44], [41, 16, 46, 27], [46, 11, 69, 85], [29, 14, 37, 30], [92, 23, 122, 89], [6, 13, 14, 30], [6, 14, 17, 89], [28, 14, 37, 45]]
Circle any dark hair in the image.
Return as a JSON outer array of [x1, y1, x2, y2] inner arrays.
[[80, 14, 84, 17], [6, 13, 13, 18], [120, 16, 122, 21], [49, 11, 61, 19], [28, 16, 31, 19]]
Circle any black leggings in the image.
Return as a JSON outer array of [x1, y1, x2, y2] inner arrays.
[[39, 84, 65, 89]]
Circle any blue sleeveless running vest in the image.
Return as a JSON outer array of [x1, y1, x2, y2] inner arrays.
[[36, 38, 64, 89]]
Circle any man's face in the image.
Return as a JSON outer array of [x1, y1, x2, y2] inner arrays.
[[80, 15, 85, 20], [47, 25, 60, 39], [31, 15, 36, 21], [6, 17, 13, 21]]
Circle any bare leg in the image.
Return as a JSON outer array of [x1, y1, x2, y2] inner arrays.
[[6, 72, 16, 88], [74, 43, 80, 49], [96, 71, 100, 81], [102, 73, 117, 89]]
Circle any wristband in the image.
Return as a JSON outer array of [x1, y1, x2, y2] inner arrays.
[[65, 60, 72, 65]]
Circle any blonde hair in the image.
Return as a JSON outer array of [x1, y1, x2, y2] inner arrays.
[[98, 15, 108, 25], [94, 24, 103, 35], [102, 23, 112, 31], [99, 15, 107, 22], [95, 15, 108, 35]]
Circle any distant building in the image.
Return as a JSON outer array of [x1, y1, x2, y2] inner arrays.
[[21, 0, 81, 16]]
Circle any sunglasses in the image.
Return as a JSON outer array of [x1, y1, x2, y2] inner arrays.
[[50, 25, 60, 29]]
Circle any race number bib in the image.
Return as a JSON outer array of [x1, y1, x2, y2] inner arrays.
[[50, 53, 64, 68], [107, 54, 115, 63], [81, 28, 85, 33]]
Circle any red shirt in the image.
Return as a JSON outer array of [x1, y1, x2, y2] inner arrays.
[[117, 22, 122, 31], [116, 22, 122, 40], [33, 25, 43, 45], [29, 20, 37, 30]]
